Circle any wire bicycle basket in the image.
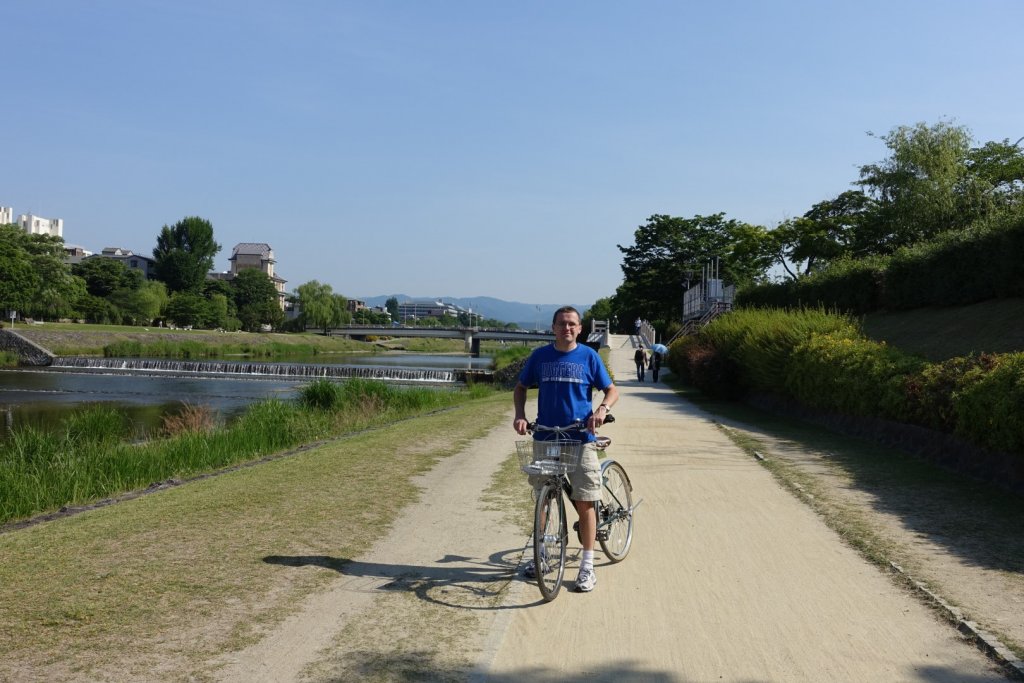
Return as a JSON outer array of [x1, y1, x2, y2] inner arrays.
[[516, 438, 583, 476]]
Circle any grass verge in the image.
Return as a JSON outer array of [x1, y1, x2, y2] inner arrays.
[[0, 391, 512, 681]]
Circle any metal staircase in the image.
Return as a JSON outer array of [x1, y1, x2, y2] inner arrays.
[[666, 300, 732, 346]]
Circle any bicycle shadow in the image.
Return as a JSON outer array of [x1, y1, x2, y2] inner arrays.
[[263, 547, 551, 610]]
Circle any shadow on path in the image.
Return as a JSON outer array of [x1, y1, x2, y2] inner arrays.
[[264, 548, 553, 611]]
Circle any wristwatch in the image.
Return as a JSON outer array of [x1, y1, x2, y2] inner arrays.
[[598, 404, 610, 412]]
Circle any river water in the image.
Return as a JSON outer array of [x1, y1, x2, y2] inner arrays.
[[0, 352, 493, 439]]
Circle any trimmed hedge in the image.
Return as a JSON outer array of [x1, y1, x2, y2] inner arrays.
[[736, 205, 1024, 313], [668, 308, 1024, 464]]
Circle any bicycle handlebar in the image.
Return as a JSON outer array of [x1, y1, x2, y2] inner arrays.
[[527, 412, 615, 433]]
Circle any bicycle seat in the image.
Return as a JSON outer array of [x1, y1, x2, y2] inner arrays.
[[595, 436, 611, 449]]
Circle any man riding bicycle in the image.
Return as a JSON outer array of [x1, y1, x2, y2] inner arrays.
[[513, 306, 619, 592]]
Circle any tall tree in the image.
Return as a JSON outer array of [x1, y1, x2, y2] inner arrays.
[[615, 214, 770, 325], [856, 121, 974, 251], [152, 216, 221, 293], [232, 269, 283, 332], [0, 225, 81, 320], [385, 296, 399, 320]]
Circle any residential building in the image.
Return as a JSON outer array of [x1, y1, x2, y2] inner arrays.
[[209, 242, 288, 310], [63, 245, 93, 266], [92, 247, 157, 280], [347, 299, 367, 313], [0, 207, 12, 225]]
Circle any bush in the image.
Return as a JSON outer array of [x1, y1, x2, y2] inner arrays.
[[785, 333, 927, 419], [903, 354, 998, 432], [698, 307, 860, 393], [954, 353, 1024, 454]]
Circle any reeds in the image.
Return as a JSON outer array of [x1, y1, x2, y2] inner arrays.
[[0, 380, 489, 525]]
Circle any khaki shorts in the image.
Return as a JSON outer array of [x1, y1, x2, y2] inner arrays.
[[529, 442, 602, 502]]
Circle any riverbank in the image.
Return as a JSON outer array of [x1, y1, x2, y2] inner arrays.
[[9, 323, 393, 357], [0, 391, 515, 681], [0, 379, 493, 527]]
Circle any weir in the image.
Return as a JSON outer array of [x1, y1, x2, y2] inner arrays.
[[49, 357, 493, 384]]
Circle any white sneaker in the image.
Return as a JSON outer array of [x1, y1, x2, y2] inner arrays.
[[575, 566, 596, 592]]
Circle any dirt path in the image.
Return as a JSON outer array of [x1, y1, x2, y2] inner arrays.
[[480, 336, 1007, 681], [209, 334, 1010, 682]]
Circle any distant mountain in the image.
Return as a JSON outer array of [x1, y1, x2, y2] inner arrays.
[[358, 294, 590, 328]]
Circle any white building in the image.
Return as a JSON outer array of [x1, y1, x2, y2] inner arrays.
[[1, 206, 64, 238]]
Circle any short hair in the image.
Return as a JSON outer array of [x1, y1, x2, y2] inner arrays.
[[551, 306, 581, 325]]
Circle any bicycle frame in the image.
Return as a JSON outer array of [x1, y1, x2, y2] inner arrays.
[[522, 416, 638, 600]]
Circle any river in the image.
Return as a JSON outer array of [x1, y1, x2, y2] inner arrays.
[[0, 352, 493, 439]]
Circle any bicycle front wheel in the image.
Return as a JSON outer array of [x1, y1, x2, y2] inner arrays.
[[598, 460, 634, 562], [534, 482, 567, 601]]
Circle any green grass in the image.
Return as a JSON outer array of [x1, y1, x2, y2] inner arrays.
[[14, 323, 372, 357], [0, 391, 512, 680], [862, 297, 1024, 361], [0, 380, 496, 525]]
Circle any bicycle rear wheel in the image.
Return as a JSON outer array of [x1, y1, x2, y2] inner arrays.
[[598, 460, 634, 562], [534, 482, 567, 601]]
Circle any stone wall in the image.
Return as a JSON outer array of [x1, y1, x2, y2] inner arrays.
[[0, 328, 55, 366]]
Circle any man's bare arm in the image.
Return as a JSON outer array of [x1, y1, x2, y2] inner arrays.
[[513, 382, 529, 435]]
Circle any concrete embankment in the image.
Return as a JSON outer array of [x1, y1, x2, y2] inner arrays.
[[0, 328, 54, 366]]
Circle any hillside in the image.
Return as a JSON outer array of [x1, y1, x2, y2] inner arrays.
[[861, 297, 1024, 361]]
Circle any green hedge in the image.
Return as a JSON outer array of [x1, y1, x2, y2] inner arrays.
[[784, 334, 926, 421], [736, 205, 1024, 313], [668, 308, 1024, 461]]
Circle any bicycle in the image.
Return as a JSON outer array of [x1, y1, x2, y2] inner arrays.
[[515, 415, 639, 601]]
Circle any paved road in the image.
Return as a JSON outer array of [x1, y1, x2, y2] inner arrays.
[[476, 334, 1007, 682]]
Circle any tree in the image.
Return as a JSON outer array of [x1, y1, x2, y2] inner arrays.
[[108, 280, 168, 326], [232, 269, 283, 332], [0, 225, 81, 320], [385, 296, 399, 320], [152, 216, 221, 293], [165, 291, 207, 328], [614, 214, 770, 326], [353, 308, 390, 325], [0, 225, 41, 315], [856, 121, 975, 251], [581, 296, 614, 332], [770, 190, 878, 279], [295, 280, 348, 333], [964, 138, 1024, 213], [72, 257, 142, 297]]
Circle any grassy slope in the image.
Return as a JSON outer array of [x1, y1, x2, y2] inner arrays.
[[9, 322, 469, 356], [861, 297, 1024, 361]]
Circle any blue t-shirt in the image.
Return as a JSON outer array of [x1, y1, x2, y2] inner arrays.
[[518, 343, 613, 442]]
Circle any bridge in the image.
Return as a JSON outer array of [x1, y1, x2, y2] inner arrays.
[[319, 325, 555, 356]]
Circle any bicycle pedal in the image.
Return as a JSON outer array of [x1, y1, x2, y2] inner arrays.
[[596, 530, 609, 541], [572, 521, 580, 532]]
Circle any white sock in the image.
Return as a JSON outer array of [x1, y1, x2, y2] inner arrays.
[[581, 550, 594, 571]]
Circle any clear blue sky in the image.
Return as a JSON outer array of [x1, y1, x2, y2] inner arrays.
[[4, 1, 1023, 308]]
